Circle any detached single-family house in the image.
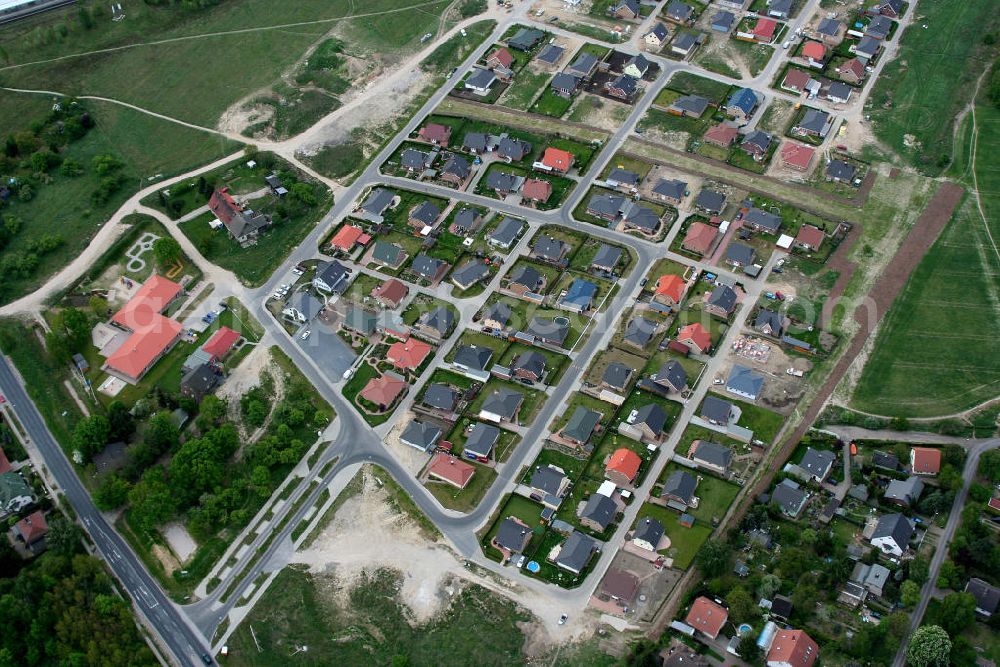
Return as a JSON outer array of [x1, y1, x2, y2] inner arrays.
[[781, 67, 812, 93], [451, 260, 490, 291], [664, 0, 693, 24], [744, 207, 782, 234], [704, 122, 739, 147], [686, 597, 728, 640], [725, 364, 764, 400], [653, 274, 686, 310], [529, 464, 570, 504], [876, 0, 903, 18], [602, 362, 633, 392], [826, 159, 857, 183], [855, 36, 881, 61], [609, 0, 640, 20], [795, 224, 825, 251], [408, 201, 441, 228], [751, 17, 777, 43], [802, 40, 828, 68], [668, 94, 710, 118], [671, 32, 699, 57], [418, 123, 452, 146], [522, 178, 552, 204], [623, 54, 651, 79], [487, 47, 514, 71], [493, 517, 532, 555], [645, 22, 669, 47], [10, 509, 48, 554], [681, 221, 717, 255], [532, 235, 570, 264], [401, 148, 434, 173], [485, 170, 522, 196], [0, 472, 34, 515], [695, 189, 727, 214], [870, 513, 914, 557], [282, 291, 322, 324], [580, 494, 618, 532], [559, 278, 598, 313], [482, 302, 513, 333], [313, 259, 349, 294], [540, 147, 575, 174], [865, 15, 893, 39], [701, 395, 733, 425], [629, 403, 668, 442], [423, 383, 459, 412], [799, 447, 836, 483], [690, 440, 733, 475], [208, 188, 271, 244], [910, 447, 941, 475], [359, 372, 407, 411], [766, 629, 819, 667], [837, 58, 866, 84], [605, 74, 638, 101], [884, 476, 924, 507], [705, 283, 738, 317], [622, 203, 661, 234], [464, 68, 497, 95], [966, 578, 1000, 620], [464, 422, 500, 462], [488, 217, 524, 250], [711, 10, 736, 33], [726, 88, 759, 123], [653, 359, 687, 393], [440, 155, 471, 186], [817, 17, 844, 44], [512, 350, 547, 382], [415, 305, 455, 340], [479, 388, 524, 424], [567, 52, 599, 78], [537, 44, 565, 66], [725, 242, 757, 270], [661, 470, 698, 507], [632, 517, 664, 552], [451, 207, 483, 235], [508, 28, 544, 52], [771, 479, 809, 518], [780, 142, 816, 171], [525, 316, 570, 346], [554, 531, 599, 574], [551, 72, 582, 97], [453, 345, 493, 375], [561, 406, 602, 446], [371, 241, 407, 270], [592, 244, 622, 273], [826, 82, 853, 104], [741, 131, 773, 162], [652, 178, 688, 204], [410, 253, 449, 283], [606, 168, 640, 190], [387, 338, 433, 371], [677, 322, 712, 354], [400, 420, 443, 453]]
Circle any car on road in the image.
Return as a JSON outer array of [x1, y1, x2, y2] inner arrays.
[[558, 614, 568, 625], [201, 654, 213, 665], [343, 368, 355, 380], [300, 329, 311, 340], [640, 277, 648, 287]]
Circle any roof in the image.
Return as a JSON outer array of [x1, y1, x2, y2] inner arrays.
[[372, 278, 407, 304], [885, 476, 924, 504], [526, 316, 569, 344], [359, 372, 407, 406], [606, 447, 642, 480], [767, 629, 819, 667], [866, 15, 892, 38], [827, 82, 853, 101], [753, 17, 777, 40], [701, 395, 732, 423], [411, 253, 446, 279], [454, 345, 492, 371], [725, 241, 755, 265], [464, 422, 500, 458], [768, 0, 792, 14], [563, 406, 601, 442], [483, 301, 512, 326], [401, 420, 443, 450], [691, 440, 733, 468], [602, 361, 632, 389], [800, 447, 836, 479], [624, 54, 650, 74], [662, 470, 697, 503], [682, 221, 717, 253], [581, 494, 617, 531], [537, 43, 565, 64], [344, 306, 377, 334], [608, 168, 640, 186], [419, 122, 451, 143], [423, 383, 459, 411], [485, 170, 520, 193], [624, 316, 658, 347], [514, 350, 547, 377], [633, 517, 664, 546], [653, 178, 687, 200], [607, 74, 638, 96], [402, 148, 431, 170], [531, 464, 567, 495], [201, 326, 240, 359], [783, 68, 812, 91], [567, 52, 598, 75], [442, 155, 471, 179], [798, 108, 830, 133], [497, 136, 531, 160], [181, 363, 217, 395], [0, 448, 10, 474], [466, 67, 496, 89], [911, 447, 941, 474], [315, 259, 349, 289], [817, 17, 842, 36], [873, 450, 900, 470], [611, 0, 640, 14], [361, 187, 396, 214], [623, 204, 660, 231], [966, 578, 1000, 616], [686, 597, 728, 638], [726, 364, 764, 399], [601, 568, 640, 601], [802, 40, 827, 60], [533, 235, 568, 260], [872, 512, 914, 546], [708, 283, 737, 311], [112, 275, 181, 330], [427, 452, 475, 488], [551, 72, 581, 92], [542, 147, 574, 171], [330, 224, 365, 250], [670, 94, 710, 116], [588, 193, 626, 218], [372, 241, 405, 265], [410, 201, 441, 225], [796, 223, 825, 248], [592, 243, 622, 269], [488, 46, 514, 68], [561, 278, 598, 309], [14, 510, 48, 544], [463, 132, 488, 152], [656, 359, 687, 390], [106, 317, 183, 379], [672, 32, 697, 51], [482, 387, 524, 419], [665, 0, 692, 21], [508, 27, 543, 50], [755, 308, 784, 334], [452, 260, 490, 288], [647, 22, 669, 41], [387, 338, 432, 370], [781, 141, 816, 169], [838, 57, 865, 79], [772, 479, 808, 515], [742, 130, 772, 154], [678, 322, 711, 351], [770, 594, 793, 618], [489, 217, 524, 245], [509, 264, 543, 290], [522, 178, 552, 202], [695, 189, 726, 212], [826, 159, 857, 181], [728, 88, 758, 114], [420, 306, 453, 334], [555, 531, 599, 572], [495, 517, 532, 552], [856, 35, 880, 56]]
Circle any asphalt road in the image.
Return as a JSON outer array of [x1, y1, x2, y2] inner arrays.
[[0, 356, 213, 667]]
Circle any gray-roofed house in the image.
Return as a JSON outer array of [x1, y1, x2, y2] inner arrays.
[[870, 513, 913, 557], [744, 207, 782, 233], [884, 476, 924, 507], [587, 193, 626, 221], [408, 201, 441, 228], [701, 395, 733, 425], [487, 217, 524, 249], [555, 531, 599, 574], [410, 253, 448, 282], [496, 136, 532, 161], [665, 0, 693, 23], [463, 132, 489, 154], [711, 10, 736, 32], [631, 403, 668, 442], [464, 422, 500, 461], [440, 155, 471, 186], [624, 54, 651, 78], [725, 364, 764, 400], [793, 108, 832, 137], [525, 316, 570, 345], [740, 131, 773, 161], [873, 451, 900, 471], [690, 440, 733, 475], [532, 236, 570, 264], [622, 204, 662, 233], [580, 494, 618, 532], [507, 264, 544, 293], [282, 291, 323, 324], [592, 244, 623, 273], [451, 207, 483, 234], [644, 22, 669, 47], [609, 0, 640, 19], [451, 260, 490, 290], [724, 242, 756, 268], [966, 578, 1000, 619], [771, 479, 809, 517], [607, 168, 641, 189], [423, 384, 459, 412], [668, 94, 710, 117], [0, 472, 34, 515], [512, 350, 547, 382], [602, 362, 633, 392], [485, 171, 522, 197], [799, 447, 836, 482], [551, 72, 582, 97], [400, 420, 443, 452], [767, 0, 792, 18], [653, 359, 687, 393], [530, 464, 570, 502], [605, 74, 638, 101], [632, 517, 665, 551], [401, 148, 434, 172], [695, 189, 727, 214], [754, 309, 785, 337], [342, 306, 377, 335], [464, 67, 497, 95], [479, 387, 524, 424], [826, 159, 857, 183], [855, 35, 880, 61], [508, 27, 544, 51], [661, 470, 698, 507], [826, 81, 853, 104], [817, 17, 843, 42], [865, 15, 892, 39], [567, 52, 599, 78], [705, 283, 738, 317], [371, 240, 407, 269], [180, 364, 218, 402], [493, 517, 532, 555], [623, 316, 659, 349], [415, 305, 455, 340], [453, 345, 493, 374], [562, 407, 602, 445], [851, 562, 891, 597], [312, 259, 350, 293], [537, 43, 565, 65], [671, 32, 699, 57], [652, 178, 688, 204], [359, 187, 396, 220]]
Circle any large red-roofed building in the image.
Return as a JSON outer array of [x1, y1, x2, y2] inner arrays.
[[104, 275, 184, 383], [201, 326, 240, 360], [910, 447, 941, 475], [767, 629, 819, 667]]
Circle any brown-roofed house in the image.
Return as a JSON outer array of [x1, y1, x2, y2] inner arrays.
[[704, 123, 739, 147], [781, 68, 811, 93], [522, 179, 553, 203], [910, 447, 941, 475], [682, 222, 717, 255], [686, 596, 728, 639], [371, 278, 408, 308], [601, 568, 640, 604], [767, 629, 819, 667], [0, 447, 11, 474], [11, 510, 48, 553], [418, 123, 452, 146], [837, 58, 865, 84], [359, 372, 407, 410], [487, 47, 515, 70], [781, 142, 816, 171], [795, 224, 825, 251], [427, 452, 476, 489]]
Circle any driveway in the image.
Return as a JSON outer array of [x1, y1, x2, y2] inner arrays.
[[295, 320, 357, 378]]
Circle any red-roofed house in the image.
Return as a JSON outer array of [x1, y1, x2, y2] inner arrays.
[[606, 448, 642, 486], [540, 147, 575, 174], [522, 179, 553, 203], [704, 123, 739, 147], [208, 188, 271, 243], [418, 123, 452, 146], [686, 596, 728, 639], [781, 68, 812, 93], [801, 41, 827, 68], [427, 452, 476, 489], [0, 447, 11, 474], [682, 222, 718, 255], [202, 326, 240, 360], [781, 142, 816, 171], [387, 339, 432, 371], [989, 497, 1000, 514], [837, 58, 866, 84], [753, 18, 777, 42], [677, 322, 712, 354], [653, 274, 686, 309], [487, 47, 515, 70], [767, 629, 819, 667], [359, 372, 407, 410], [910, 447, 941, 475], [11, 510, 48, 553], [104, 275, 184, 383], [795, 224, 825, 251], [371, 278, 408, 308], [329, 224, 368, 253]]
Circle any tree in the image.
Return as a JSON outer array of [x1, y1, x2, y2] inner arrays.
[[91, 153, 123, 175], [71, 414, 110, 461], [127, 466, 176, 531], [88, 294, 108, 315], [909, 555, 930, 585], [169, 437, 225, 503], [45, 517, 84, 556], [145, 412, 180, 455], [106, 401, 134, 442], [907, 625, 951, 667], [980, 449, 1000, 482], [287, 182, 317, 207], [93, 474, 130, 510], [757, 574, 782, 600], [153, 237, 182, 266], [727, 586, 757, 625], [935, 592, 976, 637], [737, 635, 761, 663], [937, 560, 962, 590], [900, 580, 922, 608], [696, 539, 731, 578]]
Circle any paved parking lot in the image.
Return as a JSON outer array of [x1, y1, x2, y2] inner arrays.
[[294, 320, 357, 378]]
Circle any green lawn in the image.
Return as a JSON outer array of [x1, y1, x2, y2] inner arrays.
[[499, 70, 551, 111], [718, 394, 784, 443], [659, 462, 739, 524], [730, 39, 774, 77], [426, 464, 498, 513], [633, 502, 712, 569], [444, 330, 511, 363], [666, 72, 733, 104], [672, 424, 742, 457], [530, 88, 574, 118]]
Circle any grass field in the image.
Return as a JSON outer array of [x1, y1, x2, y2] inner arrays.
[[866, 0, 999, 174], [850, 86, 1000, 417]]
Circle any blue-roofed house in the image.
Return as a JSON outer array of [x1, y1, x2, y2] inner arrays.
[[726, 88, 759, 123], [558, 279, 598, 313]]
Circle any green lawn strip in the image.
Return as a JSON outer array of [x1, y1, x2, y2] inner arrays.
[[433, 97, 610, 144], [666, 72, 733, 104], [444, 329, 511, 363], [658, 461, 739, 524], [716, 394, 784, 443], [730, 39, 774, 77], [498, 69, 552, 111], [601, 152, 652, 180], [633, 502, 711, 569]]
